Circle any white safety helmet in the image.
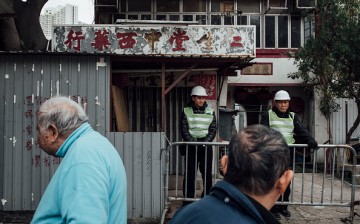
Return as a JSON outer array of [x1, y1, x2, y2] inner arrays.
[[274, 90, 291, 101], [191, 86, 208, 96]]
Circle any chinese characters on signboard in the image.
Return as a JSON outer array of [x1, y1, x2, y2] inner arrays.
[[53, 25, 255, 57], [242, 63, 273, 75]]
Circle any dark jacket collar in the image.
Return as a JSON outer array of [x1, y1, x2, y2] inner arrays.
[[211, 181, 280, 224], [272, 106, 291, 118], [187, 100, 207, 111], [245, 194, 280, 224]]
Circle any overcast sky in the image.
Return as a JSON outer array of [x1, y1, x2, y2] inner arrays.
[[41, 0, 95, 24]]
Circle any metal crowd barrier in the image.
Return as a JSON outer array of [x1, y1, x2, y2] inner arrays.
[[160, 142, 360, 223]]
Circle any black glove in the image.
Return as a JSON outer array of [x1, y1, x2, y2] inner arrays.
[[308, 140, 318, 149]]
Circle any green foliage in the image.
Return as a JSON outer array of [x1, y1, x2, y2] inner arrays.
[[319, 94, 341, 118], [290, 0, 360, 141]]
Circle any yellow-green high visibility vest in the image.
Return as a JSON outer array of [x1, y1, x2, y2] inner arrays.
[[184, 107, 214, 138], [268, 110, 295, 144]]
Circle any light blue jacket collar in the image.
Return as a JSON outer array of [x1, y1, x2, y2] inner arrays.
[[55, 122, 92, 157]]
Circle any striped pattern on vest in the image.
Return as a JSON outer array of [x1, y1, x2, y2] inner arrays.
[[184, 107, 214, 138], [268, 110, 295, 144]]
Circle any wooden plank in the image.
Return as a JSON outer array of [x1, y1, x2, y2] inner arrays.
[[112, 85, 130, 132]]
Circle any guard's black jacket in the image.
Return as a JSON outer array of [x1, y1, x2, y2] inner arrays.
[[260, 106, 317, 148], [180, 101, 217, 142]]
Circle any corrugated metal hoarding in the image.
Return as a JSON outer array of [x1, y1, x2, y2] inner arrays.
[[331, 98, 360, 144], [0, 54, 165, 219], [106, 132, 165, 218]]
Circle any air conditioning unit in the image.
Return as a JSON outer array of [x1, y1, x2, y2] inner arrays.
[[265, 0, 288, 14], [296, 0, 317, 9], [289, 0, 316, 15]]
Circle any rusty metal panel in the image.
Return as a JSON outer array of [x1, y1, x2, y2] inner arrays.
[[52, 25, 256, 57], [105, 132, 166, 219], [0, 54, 110, 211]]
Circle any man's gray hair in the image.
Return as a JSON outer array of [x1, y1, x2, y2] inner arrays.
[[37, 96, 88, 136], [224, 124, 289, 196]]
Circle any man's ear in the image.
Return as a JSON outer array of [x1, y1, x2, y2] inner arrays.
[[275, 170, 293, 195], [48, 124, 59, 141], [220, 155, 228, 175]]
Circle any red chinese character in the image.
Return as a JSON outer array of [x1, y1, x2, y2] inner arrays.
[[71, 95, 79, 103], [64, 30, 85, 51], [53, 157, 60, 165], [25, 110, 32, 118], [33, 155, 41, 167], [44, 156, 50, 167], [26, 125, 32, 135], [91, 29, 111, 51], [116, 32, 137, 49], [81, 97, 87, 104], [169, 29, 189, 51], [25, 139, 32, 151], [230, 36, 243, 48], [25, 95, 33, 104]]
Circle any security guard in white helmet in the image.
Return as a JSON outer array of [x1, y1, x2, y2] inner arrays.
[[260, 90, 317, 220], [180, 86, 217, 207]]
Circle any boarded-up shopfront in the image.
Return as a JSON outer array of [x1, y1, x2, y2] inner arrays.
[[0, 23, 255, 219]]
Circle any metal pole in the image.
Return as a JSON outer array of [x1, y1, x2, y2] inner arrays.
[[161, 62, 166, 131]]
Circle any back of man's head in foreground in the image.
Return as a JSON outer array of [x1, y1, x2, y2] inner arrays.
[[223, 124, 290, 196]]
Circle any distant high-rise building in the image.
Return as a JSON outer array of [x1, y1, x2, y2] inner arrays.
[[40, 8, 55, 40], [40, 4, 79, 40]]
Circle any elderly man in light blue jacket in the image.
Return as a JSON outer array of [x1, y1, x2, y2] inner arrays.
[[31, 96, 127, 224]]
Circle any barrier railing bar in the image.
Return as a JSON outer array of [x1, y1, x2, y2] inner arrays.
[[162, 143, 358, 223], [175, 145, 179, 199], [321, 149, 326, 204], [341, 148, 345, 203]]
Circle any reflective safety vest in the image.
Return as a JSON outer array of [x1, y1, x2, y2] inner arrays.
[[184, 107, 214, 138], [268, 110, 295, 144]]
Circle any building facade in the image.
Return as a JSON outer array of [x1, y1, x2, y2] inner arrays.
[[40, 4, 79, 40], [93, 0, 325, 143], [3, 0, 348, 220]]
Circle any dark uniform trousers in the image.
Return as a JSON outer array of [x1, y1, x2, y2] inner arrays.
[[183, 145, 213, 199]]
